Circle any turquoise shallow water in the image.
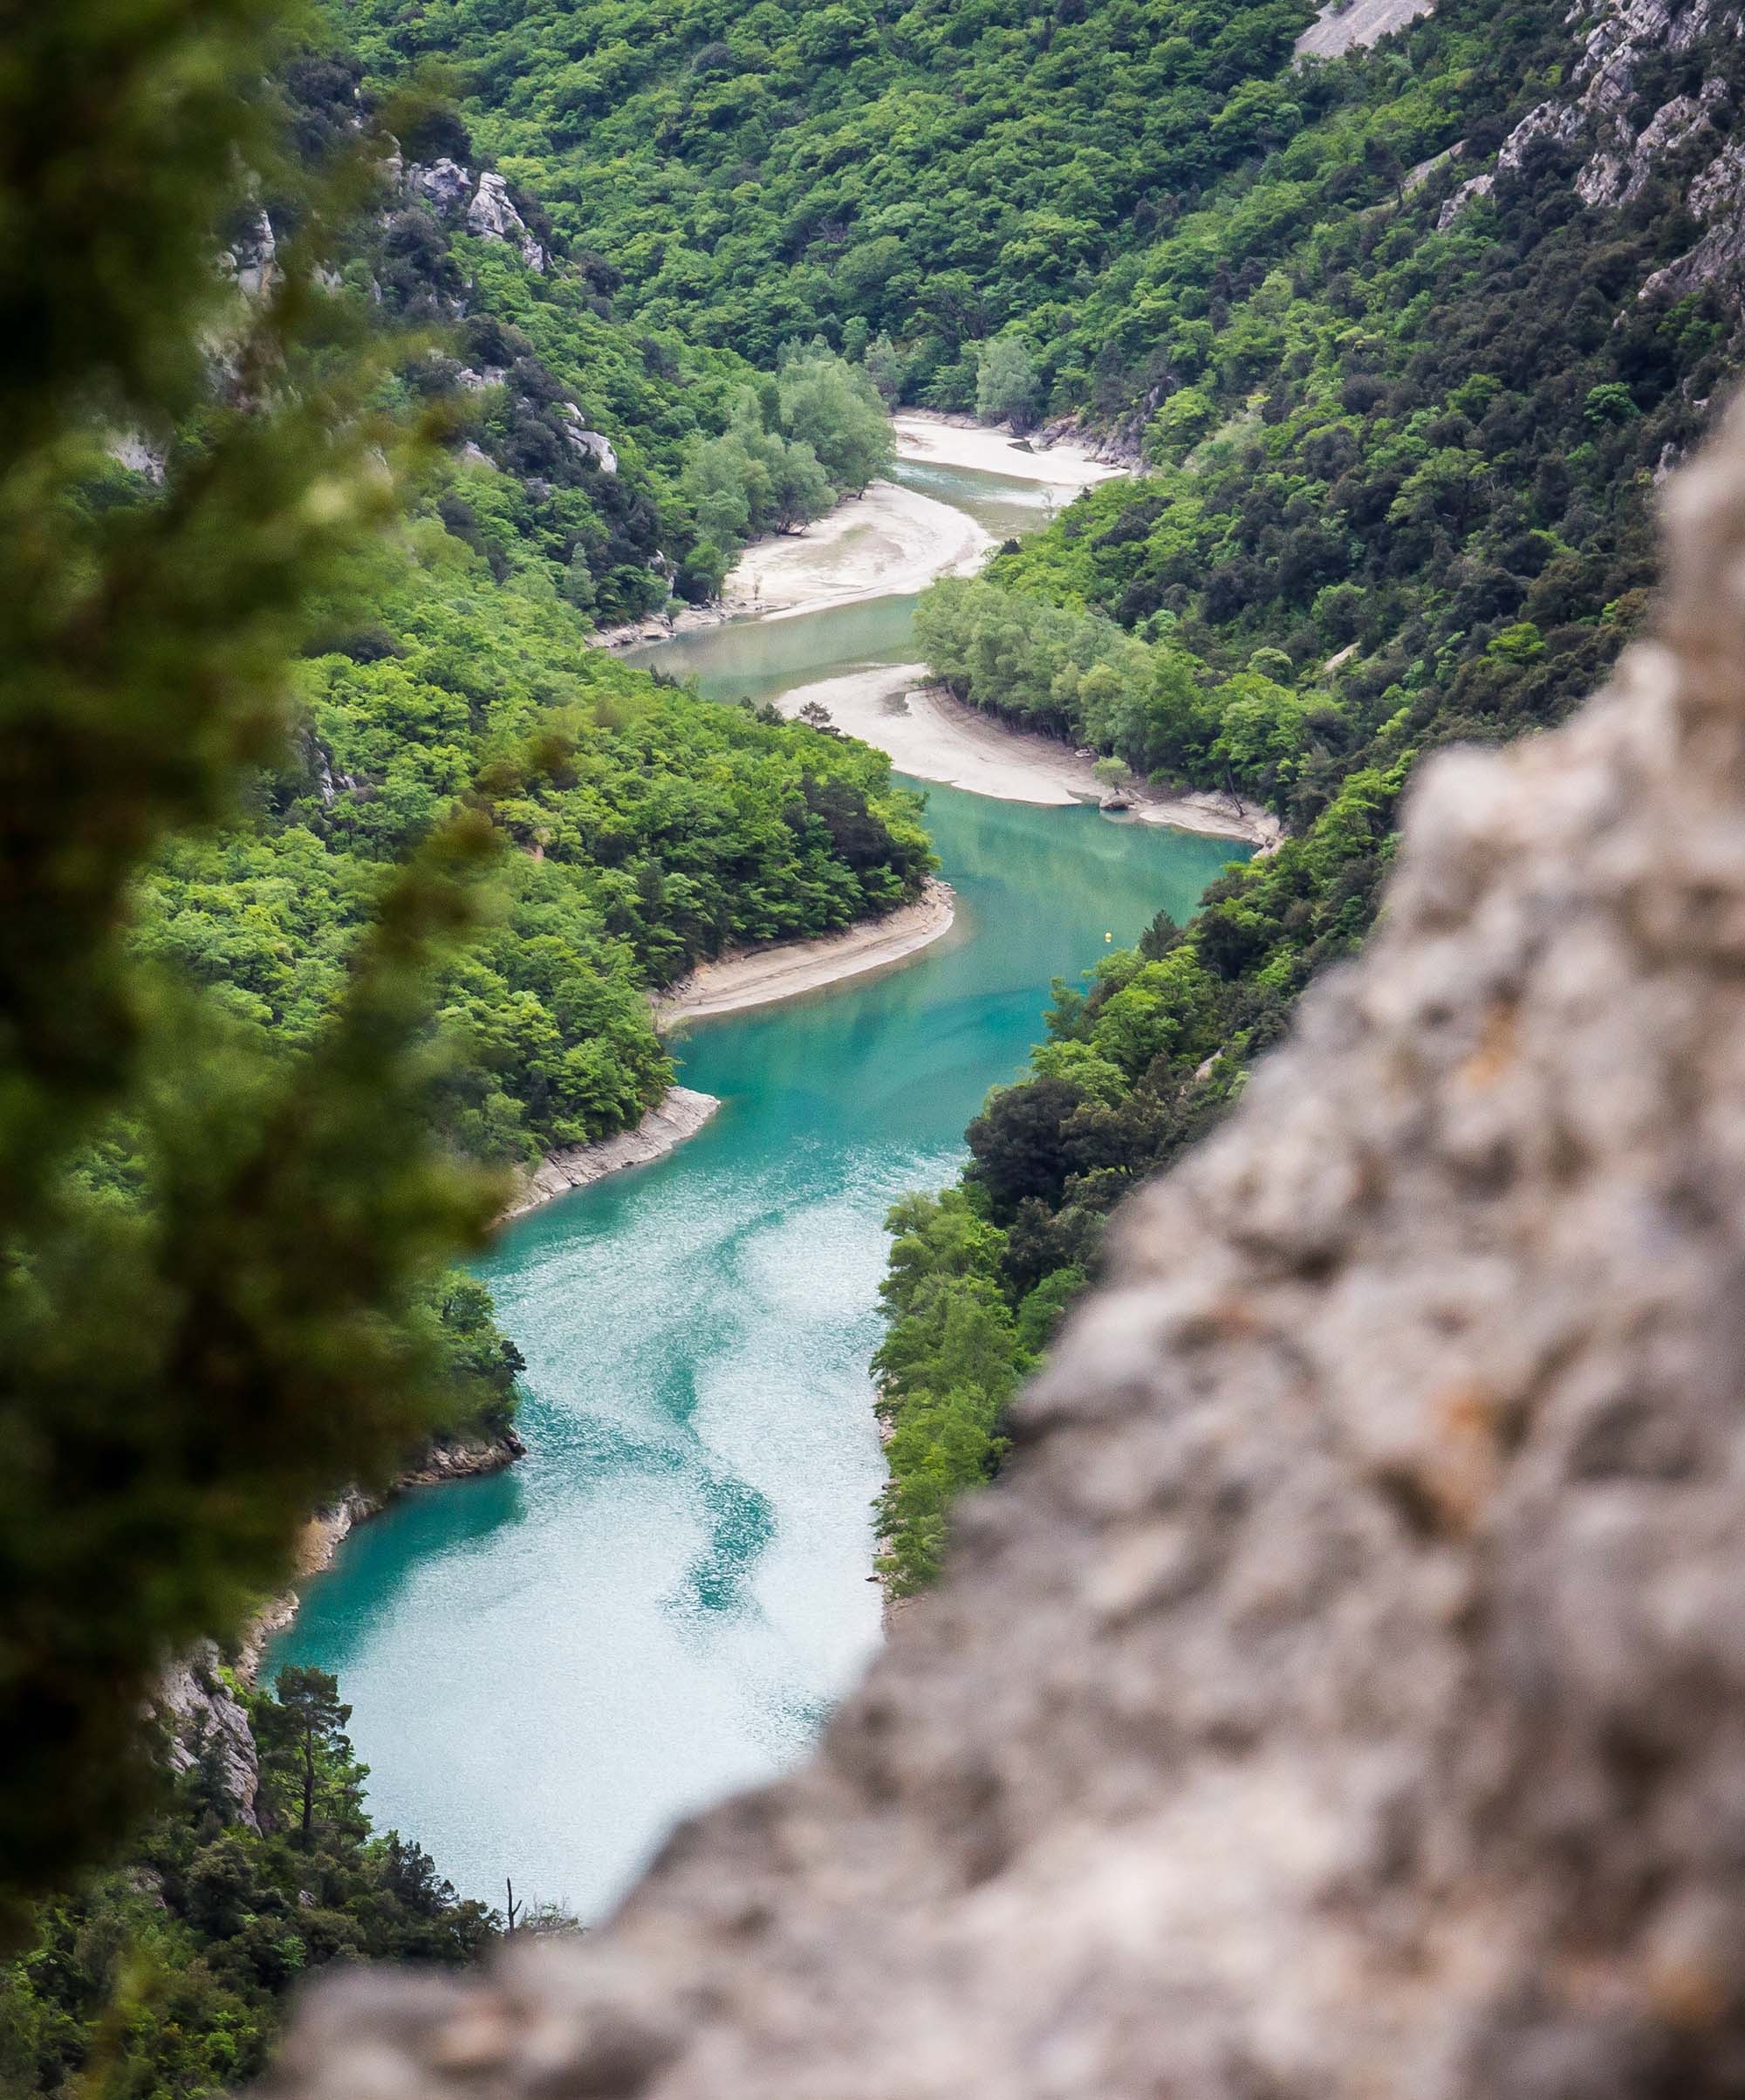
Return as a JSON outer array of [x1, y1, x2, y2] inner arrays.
[[269, 465, 1249, 1921]]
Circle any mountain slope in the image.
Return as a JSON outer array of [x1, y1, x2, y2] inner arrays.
[[872, 0, 1745, 1588]]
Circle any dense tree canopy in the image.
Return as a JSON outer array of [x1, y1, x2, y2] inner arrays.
[[329, 0, 1319, 397], [868, 0, 1745, 1590]]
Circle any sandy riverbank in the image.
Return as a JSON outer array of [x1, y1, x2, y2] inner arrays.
[[654, 879, 956, 1024], [721, 481, 991, 623], [499, 888, 961, 1225], [771, 666, 1279, 847], [501, 1087, 721, 1222], [891, 410, 1127, 489], [708, 411, 1125, 628], [594, 410, 1123, 646]]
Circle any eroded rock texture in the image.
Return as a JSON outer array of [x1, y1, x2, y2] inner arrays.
[[270, 414, 1745, 2097]]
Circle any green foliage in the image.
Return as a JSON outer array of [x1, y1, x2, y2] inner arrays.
[[915, 574, 1333, 803], [682, 392, 833, 559], [680, 345, 893, 585], [0, 0, 523, 1921], [776, 342, 895, 493], [0, 1668, 496, 2096], [142, 529, 932, 1171], [872, 1192, 1023, 1596], [0, 0, 934, 1931], [975, 335, 1043, 431], [872, 0, 1745, 1590], [326, 0, 1317, 389]]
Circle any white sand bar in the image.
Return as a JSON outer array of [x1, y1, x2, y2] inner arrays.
[[654, 879, 956, 1024], [891, 411, 1127, 489], [722, 482, 990, 624], [776, 666, 1279, 846]]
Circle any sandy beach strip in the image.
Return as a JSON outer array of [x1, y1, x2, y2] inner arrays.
[[713, 412, 1122, 627], [721, 480, 990, 624], [654, 879, 956, 1025], [890, 409, 1128, 490], [500, 1086, 722, 1221], [772, 665, 1280, 846]]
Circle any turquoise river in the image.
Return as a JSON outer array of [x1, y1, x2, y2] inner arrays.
[[269, 458, 1249, 1919]]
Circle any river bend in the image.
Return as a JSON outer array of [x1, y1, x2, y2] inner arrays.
[[269, 458, 1248, 1918]]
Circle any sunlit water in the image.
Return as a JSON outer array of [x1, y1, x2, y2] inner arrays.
[[268, 460, 1248, 1919]]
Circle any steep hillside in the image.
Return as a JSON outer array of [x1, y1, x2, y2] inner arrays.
[[125, 48, 934, 1187], [873, 0, 1745, 1589], [0, 1659, 498, 2095], [329, 0, 1317, 394]]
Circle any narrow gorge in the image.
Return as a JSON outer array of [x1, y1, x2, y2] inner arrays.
[[265, 441, 1249, 1917]]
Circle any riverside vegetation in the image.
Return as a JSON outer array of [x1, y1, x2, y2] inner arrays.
[[10, 0, 1745, 2088], [0, 1668, 496, 2096], [867, 0, 1745, 1590]]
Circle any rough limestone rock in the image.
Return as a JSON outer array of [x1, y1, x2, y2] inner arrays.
[[1642, 135, 1745, 301], [407, 161, 546, 270], [466, 173, 547, 271], [1430, 0, 1745, 265], [270, 408, 1745, 2097], [407, 158, 473, 217], [562, 406, 619, 474], [159, 1641, 263, 1833], [1437, 170, 1495, 229], [223, 209, 278, 301], [1294, 0, 1435, 62]]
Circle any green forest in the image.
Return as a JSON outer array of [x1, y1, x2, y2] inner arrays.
[[8, 0, 1745, 2083], [866, 0, 1744, 1589], [2, 3, 931, 2083]]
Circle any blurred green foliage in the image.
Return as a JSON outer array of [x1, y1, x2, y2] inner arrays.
[[0, 0, 518, 1921]]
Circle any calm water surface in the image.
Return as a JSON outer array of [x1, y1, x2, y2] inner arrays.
[[269, 461, 1247, 1919]]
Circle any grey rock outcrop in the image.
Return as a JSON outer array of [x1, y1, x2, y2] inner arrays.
[[1294, 0, 1436, 62], [1496, 94, 1586, 173], [561, 406, 619, 474], [1429, 0, 1745, 278], [406, 161, 546, 270], [1641, 136, 1745, 300], [107, 432, 167, 482], [467, 172, 546, 270], [223, 209, 279, 301], [1437, 170, 1495, 229], [408, 157, 474, 217], [159, 1641, 263, 1832], [268, 399, 1745, 2092]]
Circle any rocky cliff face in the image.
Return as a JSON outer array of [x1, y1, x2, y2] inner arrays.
[[158, 1641, 263, 1833], [405, 157, 547, 272], [265, 388, 1745, 2094], [1442, 0, 1745, 278]]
